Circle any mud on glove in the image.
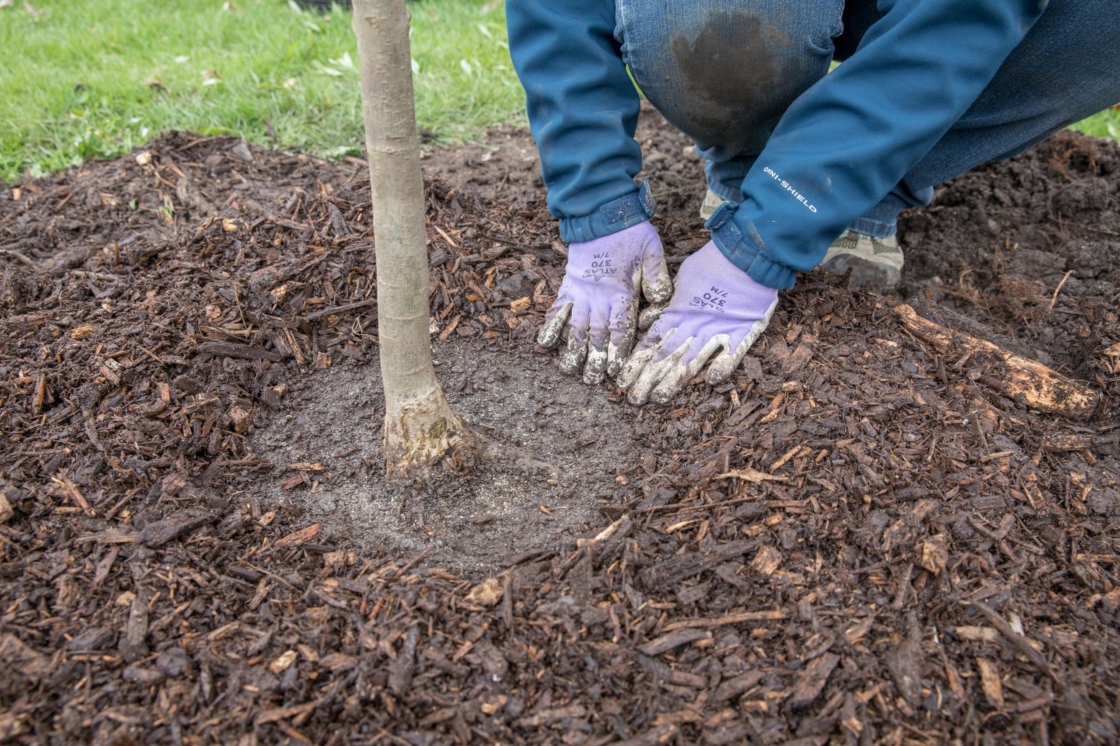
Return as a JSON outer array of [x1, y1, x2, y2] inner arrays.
[[619, 241, 778, 405], [537, 220, 673, 384]]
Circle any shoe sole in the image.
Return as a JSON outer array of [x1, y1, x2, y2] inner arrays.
[[821, 254, 901, 290]]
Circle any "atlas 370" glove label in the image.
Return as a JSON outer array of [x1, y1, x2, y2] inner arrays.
[[690, 285, 728, 313]]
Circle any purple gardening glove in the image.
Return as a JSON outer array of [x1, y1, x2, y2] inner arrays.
[[619, 241, 779, 405], [538, 220, 673, 384]]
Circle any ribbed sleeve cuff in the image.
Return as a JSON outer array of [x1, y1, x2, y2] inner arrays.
[[705, 202, 797, 290], [558, 182, 656, 244]]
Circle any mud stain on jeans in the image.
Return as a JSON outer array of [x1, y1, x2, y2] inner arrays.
[[666, 9, 816, 147]]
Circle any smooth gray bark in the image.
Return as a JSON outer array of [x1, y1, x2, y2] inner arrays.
[[352, 0, 469, 474]]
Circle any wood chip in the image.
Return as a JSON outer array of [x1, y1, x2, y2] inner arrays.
[[750, 545, 782, 576], [464, 577, 503, 607], [893, 303, 1099, 418], [886, 612, 924, 708], [516, 705, 588, 729], [788, 653, 840, 709], [638, 628, 711, 656], [955, 625, 1000, 642], [919, 534, 949, 575], [662, 610, 788, 632], [275, 523, 321, 547], [257, 701, 318, 725], [977, 657, 1004, 709], [715, 468, 789, 483], [711, 671, 763, 704]]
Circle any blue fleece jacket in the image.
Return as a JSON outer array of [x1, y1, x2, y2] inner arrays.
[[507, 0, 1049, 289]]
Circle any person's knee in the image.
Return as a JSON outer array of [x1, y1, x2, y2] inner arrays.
[[622, 2, 839, 153]]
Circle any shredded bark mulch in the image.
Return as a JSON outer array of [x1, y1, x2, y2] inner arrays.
[[1, 109, 1118, 745]]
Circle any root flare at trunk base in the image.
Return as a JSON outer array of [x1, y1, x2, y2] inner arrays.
[[383, 387, 485, 477]]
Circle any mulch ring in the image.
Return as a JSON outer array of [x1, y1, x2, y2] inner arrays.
[[1, 111, 1119, 745]]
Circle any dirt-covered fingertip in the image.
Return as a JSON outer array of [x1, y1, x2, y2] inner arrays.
[[536, 325, 557, 349], [605, 341, 626, 379], [559, 330, 588, 376], [583, 347, 607, 385], [537, 302, 572, 349], [616, 346, 653, 390], [650, 368, 688, 405], [643, 274, 673, 306], [626, 388, 648, 406], [705, 356, 737, 386], [638, 305, 664, 331]]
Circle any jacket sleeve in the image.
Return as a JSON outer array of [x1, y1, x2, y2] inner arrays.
[[507, 0, 653, 244], [707, 0, 1050, 289]]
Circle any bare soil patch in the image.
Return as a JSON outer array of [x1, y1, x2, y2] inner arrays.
[[1, 109, 1118, 745], [251, 340, 640, 572]]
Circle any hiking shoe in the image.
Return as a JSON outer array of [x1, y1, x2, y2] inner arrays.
[[699, 188, 723, 221], [821, 230, 904, 289]]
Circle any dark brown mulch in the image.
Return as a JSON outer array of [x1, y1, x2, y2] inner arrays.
[[1, 108, 1118, 745]]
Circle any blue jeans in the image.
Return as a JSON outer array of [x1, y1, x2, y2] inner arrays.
[[617, 0, 1120, 238]]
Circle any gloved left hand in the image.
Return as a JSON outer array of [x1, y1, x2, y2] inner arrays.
[[619, 241, 779, 405], [537, 220, 672, 384]]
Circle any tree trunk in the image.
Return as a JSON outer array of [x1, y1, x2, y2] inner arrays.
[[352, 0, 471, 475]]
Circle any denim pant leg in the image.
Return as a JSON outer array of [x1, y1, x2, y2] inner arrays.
[[615, 0, 843, 204], [848, 0, 1120, 238]]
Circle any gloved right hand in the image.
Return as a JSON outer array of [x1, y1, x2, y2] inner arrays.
[[618, 241, 779, 405], [537, 220, 672, 384]]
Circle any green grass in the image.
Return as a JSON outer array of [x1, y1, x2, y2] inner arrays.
[[0, 0, 526, 184], [0, 0, 1117, 185], [1071, 108, 1120, 141]]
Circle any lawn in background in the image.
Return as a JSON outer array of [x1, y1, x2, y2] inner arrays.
[[0, 0, 1117, 185], [0, 0, 523, 184], [1072, 108, 1120, 141]]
